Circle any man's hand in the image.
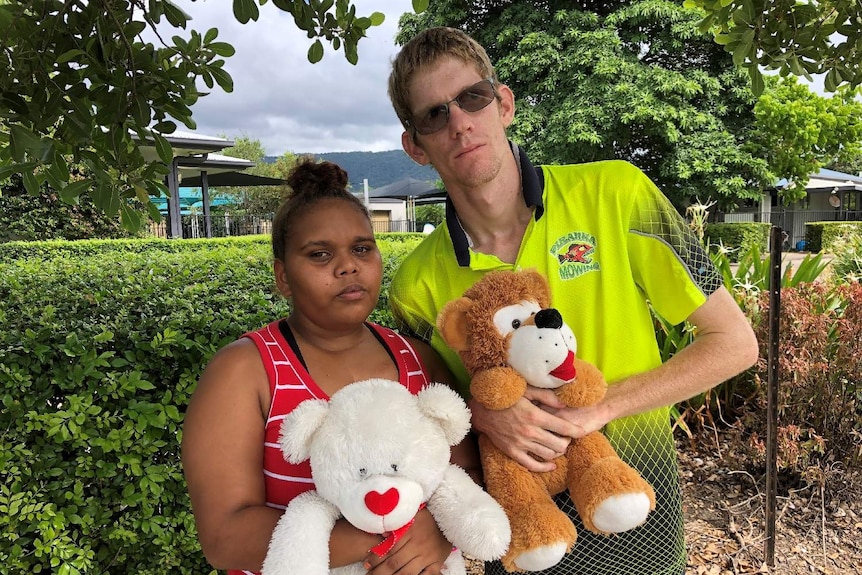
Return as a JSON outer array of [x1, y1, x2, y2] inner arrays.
[[470, 387, 585, 472], [363, 507, 452, 575]]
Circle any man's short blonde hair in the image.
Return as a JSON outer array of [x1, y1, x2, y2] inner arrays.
[[388, 27, 498, 131]]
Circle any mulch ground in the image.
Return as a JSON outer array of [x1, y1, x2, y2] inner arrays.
[[465, 431, 862, 575]]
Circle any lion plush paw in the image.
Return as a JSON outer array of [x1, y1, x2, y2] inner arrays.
[[513, 542, 570, 572], [592, 492, 654, 534]]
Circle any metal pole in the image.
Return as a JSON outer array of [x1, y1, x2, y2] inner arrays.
[[764, 225, 782, 566], [166, 158, 183, 239], [363, 178, 370, 209], [201, 171, 212, 239]]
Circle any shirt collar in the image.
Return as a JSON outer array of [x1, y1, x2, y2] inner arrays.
[[446, 141, 545, 267]]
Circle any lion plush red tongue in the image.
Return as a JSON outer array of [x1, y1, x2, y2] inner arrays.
[[549, 351, 576, 382]]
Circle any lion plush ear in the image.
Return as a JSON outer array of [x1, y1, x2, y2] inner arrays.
[[278, 399, 330, 464], [522, 269, 552, 307], [437, 297, 473, 352]]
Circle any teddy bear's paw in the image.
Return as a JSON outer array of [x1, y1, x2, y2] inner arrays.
[[591, 492, 653, 533], [512, 542, 569, 572], [440, 550, 468, 575]]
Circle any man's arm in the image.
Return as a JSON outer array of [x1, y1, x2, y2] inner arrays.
[[471, 286, 759, 472]]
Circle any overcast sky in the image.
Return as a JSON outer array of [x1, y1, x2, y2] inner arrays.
[[166, 0, 416, 156]]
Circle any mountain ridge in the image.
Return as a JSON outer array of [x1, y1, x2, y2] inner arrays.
[[264, 150, 439, 191]]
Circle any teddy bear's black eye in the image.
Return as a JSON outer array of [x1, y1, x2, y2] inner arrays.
[[391, 464, 398, 472], [511, 319, 521, 329]]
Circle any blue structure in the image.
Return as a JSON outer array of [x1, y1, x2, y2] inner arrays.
[[151, 188, 236, 216]]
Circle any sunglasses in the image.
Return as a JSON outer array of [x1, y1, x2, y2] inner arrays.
[[406, 79, 498, 136]]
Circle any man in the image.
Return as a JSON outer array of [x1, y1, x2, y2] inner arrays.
[[386, 26, 759, 575]]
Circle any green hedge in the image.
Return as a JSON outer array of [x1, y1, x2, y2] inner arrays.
[[804, 221, 862, 253], [704, 222, 771, 262], [0, 233, 423, 574], [0, 235, 270, 264]]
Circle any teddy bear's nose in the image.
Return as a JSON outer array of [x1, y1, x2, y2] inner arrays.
[[535, 308, 563, 330], [365, 487, 400, 516]]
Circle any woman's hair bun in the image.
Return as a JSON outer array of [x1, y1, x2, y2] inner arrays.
[[287, 157, 349, 199]]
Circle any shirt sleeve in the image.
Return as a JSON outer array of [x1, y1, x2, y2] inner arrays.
[[626, 169, 723, 325]]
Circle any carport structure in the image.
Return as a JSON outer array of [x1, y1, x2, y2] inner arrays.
[[137, 131, 284, 238]]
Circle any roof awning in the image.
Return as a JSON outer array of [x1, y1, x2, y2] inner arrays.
[[181, 172, 286, 188]]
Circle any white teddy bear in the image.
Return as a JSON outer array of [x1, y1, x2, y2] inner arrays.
[[261, 378, 511, 575]]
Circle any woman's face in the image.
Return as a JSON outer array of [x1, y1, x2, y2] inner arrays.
[[274, 198, 383, 332]]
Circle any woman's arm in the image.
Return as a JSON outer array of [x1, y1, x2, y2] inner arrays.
[[182, 339, 380, 571]]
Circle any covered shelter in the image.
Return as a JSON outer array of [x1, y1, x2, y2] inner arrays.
[[367, 178, 445, 229], [137, 131, 285, 238]]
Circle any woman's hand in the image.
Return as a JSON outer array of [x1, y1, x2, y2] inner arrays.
[[363, 507, 452, 575]]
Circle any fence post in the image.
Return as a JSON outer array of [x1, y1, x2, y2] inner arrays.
[[764, 225, 782, 566]]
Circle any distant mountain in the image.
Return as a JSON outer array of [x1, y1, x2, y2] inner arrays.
[[264, 150, 439, 191]]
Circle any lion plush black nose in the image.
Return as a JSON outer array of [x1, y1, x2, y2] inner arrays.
[[535, 308, 563, 329]]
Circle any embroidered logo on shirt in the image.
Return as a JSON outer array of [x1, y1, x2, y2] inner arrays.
[[550, 231, 600, 280]]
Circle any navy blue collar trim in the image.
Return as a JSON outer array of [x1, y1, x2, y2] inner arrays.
[[445, 143, 545, 267]]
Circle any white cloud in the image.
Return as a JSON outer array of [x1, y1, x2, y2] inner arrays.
[[166, 0, 415, 155]]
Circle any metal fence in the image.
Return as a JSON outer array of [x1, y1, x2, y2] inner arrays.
[[149, 215, 421, 239]]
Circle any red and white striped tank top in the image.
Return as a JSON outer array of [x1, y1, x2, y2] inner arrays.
[[228, 320, 431, 575]]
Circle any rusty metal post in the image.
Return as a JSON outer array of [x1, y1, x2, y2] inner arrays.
[[765, 226, 782, 566]]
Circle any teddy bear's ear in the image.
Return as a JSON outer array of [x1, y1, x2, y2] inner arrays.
[[416, 383, 471, 446], [278, 398, 330, 464], [437, 297, 473, 351]]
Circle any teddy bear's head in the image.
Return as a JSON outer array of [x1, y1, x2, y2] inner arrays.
[[438, 269, 579, 388], [277, 378, 470, 534]]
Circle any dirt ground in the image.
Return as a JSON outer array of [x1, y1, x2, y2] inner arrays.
[[466, 430, 862, 575], [678, 434, 862, 575]]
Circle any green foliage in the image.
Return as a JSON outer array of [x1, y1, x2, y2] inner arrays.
[[661, 246, 860, 478], [0, 235, 270, 265], [704, 222, 770, 262], [805, 221, 862, 253], [0, 233, 420, 573], [396, 0, 774, 209], [0, 0, 391, 232], [0, 174, 134, 242], [217, 136, 295, 215], [687, 0, 862, 95], [415, 203, 445, 227], [828, 231, 862, 282], [747, 78, 862, 203], [370, 234, 425, 327], [742, 281, 862, 476]]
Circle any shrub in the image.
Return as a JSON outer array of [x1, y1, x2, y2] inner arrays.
[[805, 221, 862, 253], [828, 230, 862, 282], [705, 222, 770, 262], [0, 234, 420, 574], [0, 174, 135, 243], [740, 282, 862, 478], [0, 235, 270, 264]]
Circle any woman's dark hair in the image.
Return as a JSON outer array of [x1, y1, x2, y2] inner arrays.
[[271, 157, 370, 261]]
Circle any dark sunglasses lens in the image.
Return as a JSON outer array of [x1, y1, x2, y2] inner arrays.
[[459, 82, 495, 112], [416, 106, 449, 135]]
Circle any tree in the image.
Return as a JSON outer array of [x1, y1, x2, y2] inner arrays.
[[746, 77, 862, 203], [688, 0, 862, 95], [415, 202, 444, 227], [218, 135, 297, 215], [0, 0, 399, 231], [397, 0, 775, 209], [0, 172, 132, 242]]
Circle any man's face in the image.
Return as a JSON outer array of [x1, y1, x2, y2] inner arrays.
[[401, 56, 515, 193]]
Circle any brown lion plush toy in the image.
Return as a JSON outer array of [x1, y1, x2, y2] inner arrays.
[[437, 269, 656, 573]]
